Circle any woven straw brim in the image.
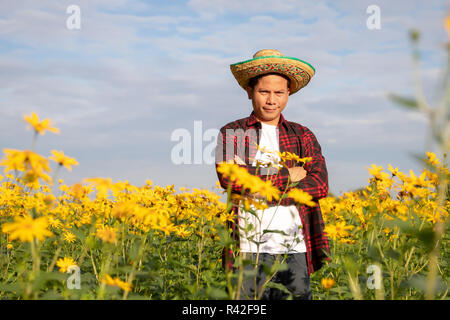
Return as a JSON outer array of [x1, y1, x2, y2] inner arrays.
[[230, 56, 315, 95]]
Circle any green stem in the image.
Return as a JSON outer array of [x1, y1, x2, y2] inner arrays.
[[47, 246, 62, 272], [30, 131, 38, 151]]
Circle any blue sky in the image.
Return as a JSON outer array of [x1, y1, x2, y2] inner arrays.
[[0, 0, 448, 196]]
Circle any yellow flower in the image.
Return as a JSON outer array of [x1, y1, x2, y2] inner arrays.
[[287, 189, 316, 207], [111, 201, 139, 220], [321, 278, 335, 289], [1, 149, 51, 179], [383, 227, 394, 236], [48, 216, 63, 229], [425, 151, 441, 166], [0, 149, 52, 189], [174, 225, 192, 238], [324, 220, 353, 240], [324, 224, 338, 240], [56, 257, 77, 273], [278, 151, 312, 167], [425, 206, 448, 224], [101, 274, 132, 292], [405, 170, 431, 191], [217, 162, 280, 201], [63, 231, 76, 243], [388, 164, 400, 176], [24, 112, 60, 135], [96, 225, 118, 244], [382, 226, 400, 241], [218, 211, 236, 224], [2, 215, 53, 242], [367, 164, 390, 181], [49, 150, 79, 171], [70, 183, 86, 199], [368, 164, 383, 176], [217, 162, 249, 184], [232, 194, 269, 211], [335, 220, 354, 237], [254, 179, 280, 202], [154, 217, 177, 236], [42, 194, 56, 208], [338, 238, 356, 244], [84, 177, 113, 198]]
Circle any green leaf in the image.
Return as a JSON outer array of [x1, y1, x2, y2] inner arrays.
[[416, 228, 435, 253], [386, 248, 401, 260], [128, 242, 140, 262], [342, 256, 358, 274], [32, 272, 67, 292], [187, 264, 197, 272], [366, 245, 383, 263], [0, 283, 22, 294], [385, 219, 414, 234], [262, 229, 288, 236], [70, 227, 87, 242], [117, 265, 134, 273], [325, 262, 341, 270], [125, 293, 151, 300], [265, 281, 292, 297], [385, 218, 435, 253], [272, 262, 289, 273], [85, 235, 98, 250], [40, 290, 63, 300], [208, 287, 229, 300], [388, 94, 419, 110], [132, 271, 152, 279], [217, 226, 234, 247], [261, 263, 272, 277]]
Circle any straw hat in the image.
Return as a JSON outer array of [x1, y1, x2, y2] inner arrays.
[[230, 49, 315, 95]]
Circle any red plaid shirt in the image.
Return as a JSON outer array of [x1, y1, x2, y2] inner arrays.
[[215, 111, 330, 275]]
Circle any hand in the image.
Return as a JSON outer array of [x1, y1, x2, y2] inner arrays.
[[251, 192, 264, 199], [234, 155, 246, 165], [288, 166, 307, 182]]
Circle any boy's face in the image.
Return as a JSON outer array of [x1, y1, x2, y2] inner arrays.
[[246, 74, 290, 126]]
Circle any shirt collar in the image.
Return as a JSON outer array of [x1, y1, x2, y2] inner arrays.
[[246, 111, 289, 129]]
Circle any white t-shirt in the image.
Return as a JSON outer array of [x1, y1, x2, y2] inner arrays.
[[239, 122, 306, 254]]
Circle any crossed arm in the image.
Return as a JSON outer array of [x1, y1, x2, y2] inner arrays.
[[233, 154, 306, 199], [215, 126, 328, 201], [233, 154, 306, 182]]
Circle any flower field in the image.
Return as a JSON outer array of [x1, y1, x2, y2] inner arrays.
[[0, 113, 448, 300]]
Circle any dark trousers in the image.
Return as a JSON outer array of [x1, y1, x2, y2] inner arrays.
[[238, 252, 311, 300]]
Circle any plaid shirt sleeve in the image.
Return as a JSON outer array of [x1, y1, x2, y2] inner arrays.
[[279, 124, 329, 200], [215, 120, 277, 196], [275, 121, 330, 273], [215, 123, 247, 195], [289, 124, 330, 273]]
